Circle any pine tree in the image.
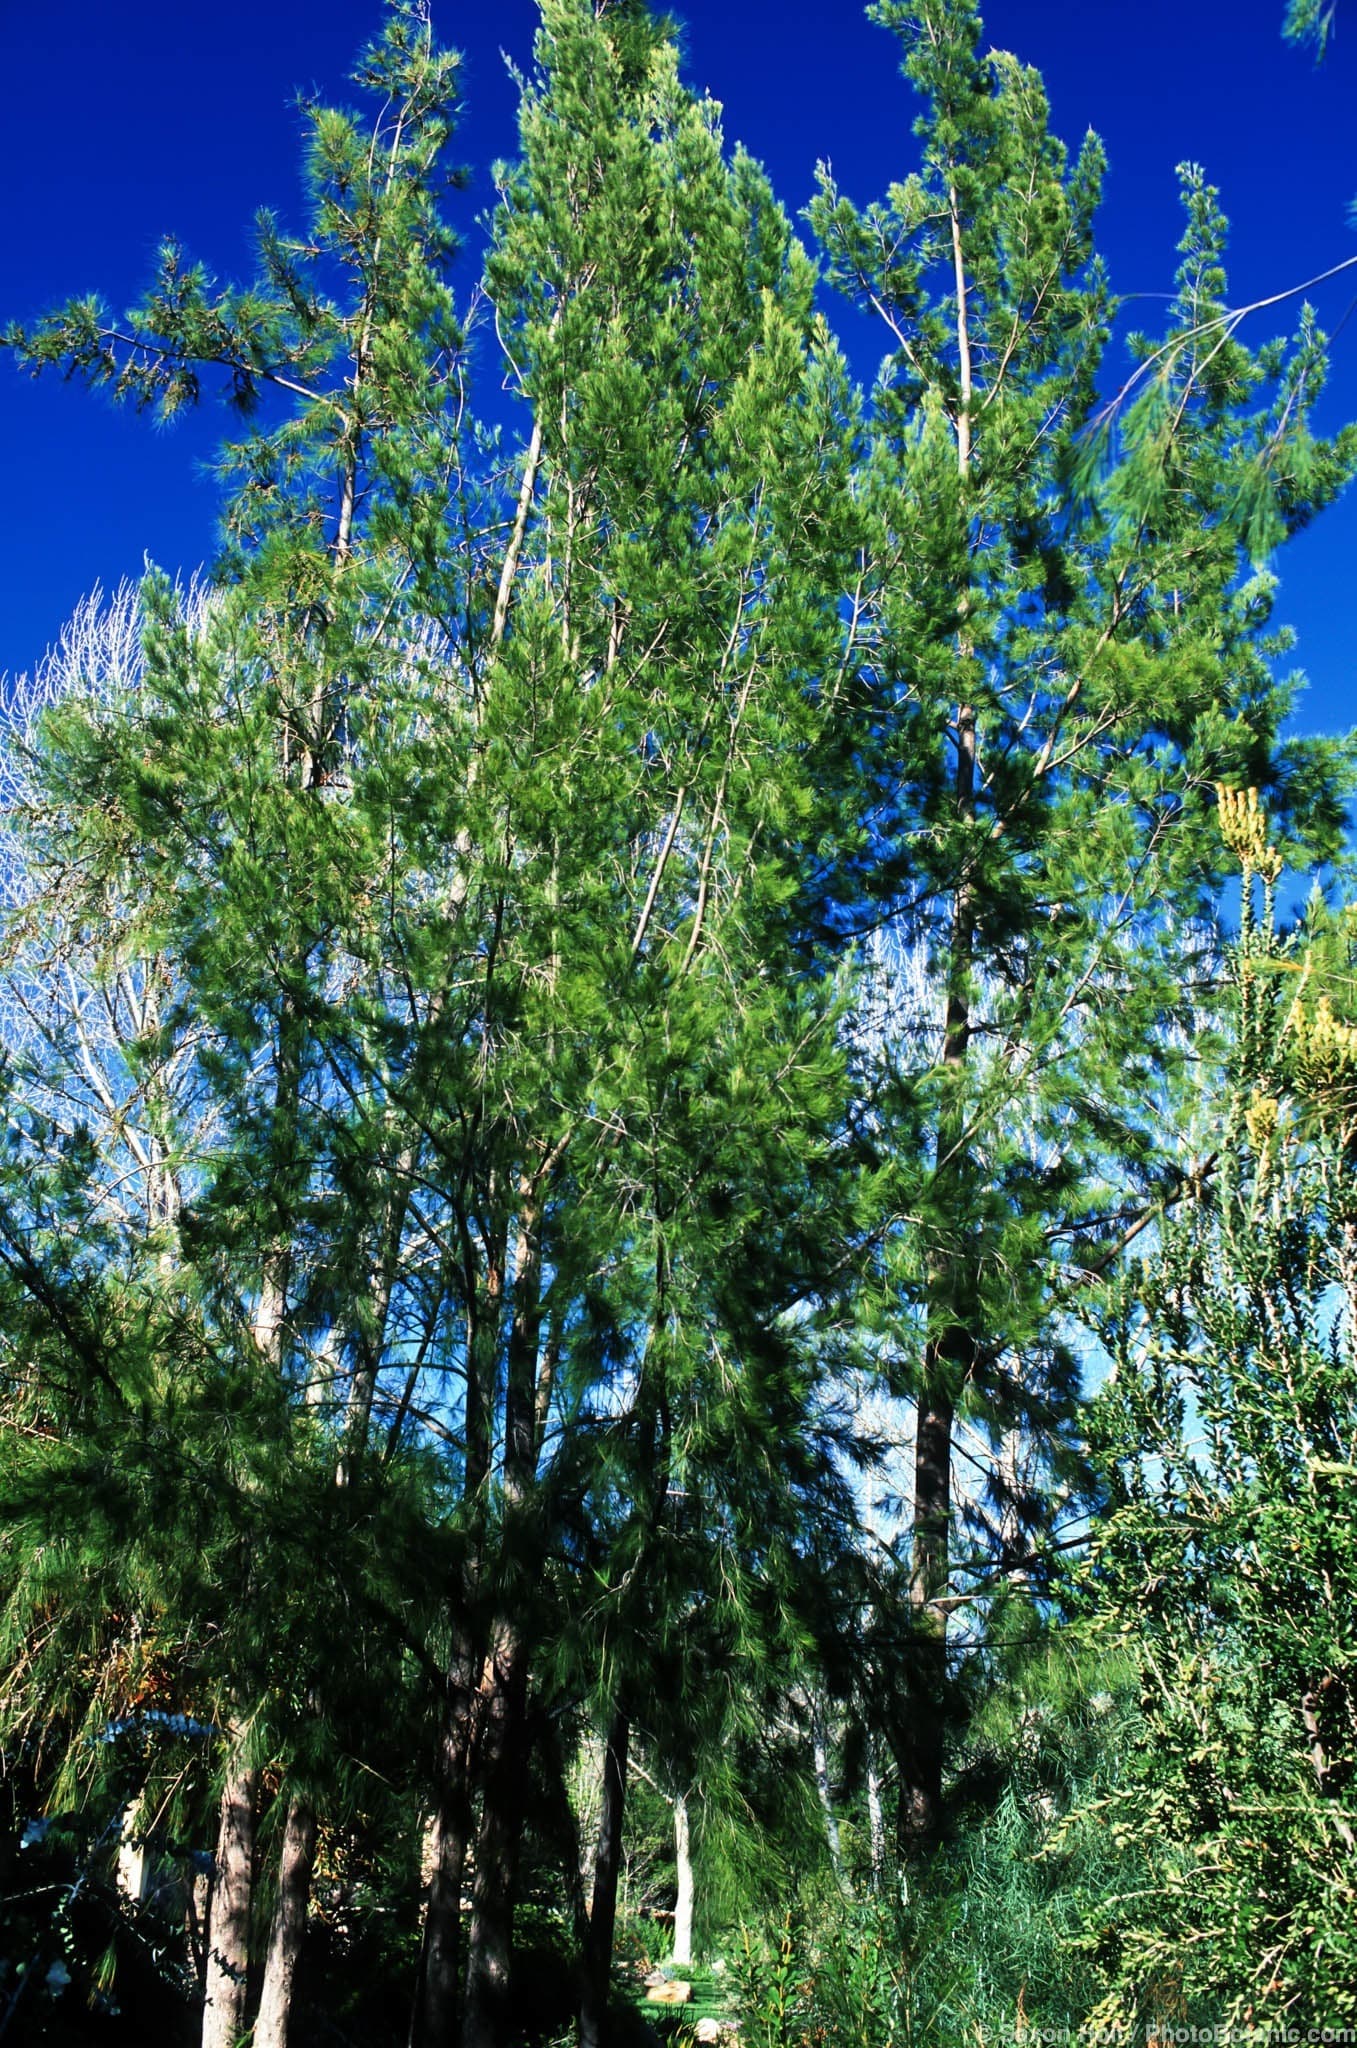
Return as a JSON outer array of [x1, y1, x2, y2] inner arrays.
[[408, 5, 871, 2037], [4, 8, 481, 2042], [810, 0, 1357, 1842], [3, 4, 877, 2042]]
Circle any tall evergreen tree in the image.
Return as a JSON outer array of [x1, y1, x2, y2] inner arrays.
[[4, 8, 486, 2042], [405, 6, 872, 2037], [3, 4, 877, 2042], [811, 0, 1357, 1841]]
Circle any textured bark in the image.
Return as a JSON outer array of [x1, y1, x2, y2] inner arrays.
[[671, 1789, 694, 1968], [538, 1715, 591, 1968], [811, 1702, 844, 1885], [901, 171, 982, 1848], [408, 1634, 479, 2048], [902, 1376, 955, 1846], [579, 1711, 629, 2048], [460, 1176, 553, 2048], [253, 1794, 317, 2048], [865, 1734, 886, 1893], [201, 1760, 257, 2048], [460, 1627, 532, 2048]]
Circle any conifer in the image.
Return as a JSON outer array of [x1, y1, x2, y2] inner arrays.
[[811, 0, 1357, 1840]]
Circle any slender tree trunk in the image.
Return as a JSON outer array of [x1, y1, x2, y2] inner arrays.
[[579, 1710, 630, 2048], [461, 1625, 532, 2048], [255, 1125, 406, 2043], [411, 1223, 505, 2047], [811, 1701, 844, 1886], [460, 1177, 553, 2048], [538, 1715, 591, 1972], [253, 1794, 317, 2048], [201, 1759, 258, 2048], [902, 1376, 954, 1845], [904, 701, 976, 1849], [340, 1159, 415, 1481], [671, 1788, 694, 1968], [865, 1734, 886, 1894], [901, 170, 982, 1852], [409, 1628, 480, 2048]]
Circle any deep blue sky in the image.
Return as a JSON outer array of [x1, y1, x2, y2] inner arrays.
[[3, 0, 1355, 734]]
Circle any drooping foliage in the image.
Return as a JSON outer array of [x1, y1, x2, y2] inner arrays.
[[808, 0, 1356, 1840], [0, 0, 1354, 2043]]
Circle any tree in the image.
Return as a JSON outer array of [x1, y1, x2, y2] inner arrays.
[[3, 5, 879, 2044], [407, 6, 873, 2036], [809, 0, 1357, 1842], [3, 8, 486, 2041]]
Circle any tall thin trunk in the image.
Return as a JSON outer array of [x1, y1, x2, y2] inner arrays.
[[948, 183, 973, 477], [461, 1624, 532, 2048], [253, 1794, 317, 2048], [579, 1710, 630, 2048], [410, 1228, 505, 2047], [671, 1789, 694, 1969], [902, 162, 981, 1850], [460, 1177, 552, 2048], [905, 702, 977, 1849], [201, 1760, 257, 2048], [811, 1702, 844, 1886], [538, 1716, 591, 1975], [338, 1162, 414, 1484], [409, 1629, 479, 2048], [411, 410, 545, 2045], [252, 995, 303, 1372], [865, 1734, 886, 1894]]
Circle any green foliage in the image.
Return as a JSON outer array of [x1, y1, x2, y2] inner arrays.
[[2, 0, 1357, 2040], [812, 0, 1357, 1414], [1066, 808, 1357, 2028], [2, 0, 877, 2037], [1284, 0, 1337, 55], [809, 0, 1356, 1848]]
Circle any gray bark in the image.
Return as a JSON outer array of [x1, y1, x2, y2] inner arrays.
[[409, 1635, 479, 2048], [253, 1794, 317, 2048], [671, 1789, 694, 1967], [811, 1703, 843, 1884], [201, 1760, 257, 2048]]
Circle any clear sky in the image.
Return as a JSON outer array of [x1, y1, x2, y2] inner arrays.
[[3, 0, 1355, 735]]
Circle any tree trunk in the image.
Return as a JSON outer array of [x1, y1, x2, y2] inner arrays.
[[201, 1759, 257, 2048], [409, 1631, 480, 2048], [579, 1710, 629, 2048], [903, 701, 977, 1849], [671, 1788, 694, 1968], [811, 1701, 843, 1886], [460, 1175, 553, 2048], [460, 1625, 532, 2048], [903, 1376, 955, 1846], [865, 1734, 886, 1894], [413, 1222, 505, 2045], [538, 1714, 591, 1974], [253, 1793, 317, 2048]]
